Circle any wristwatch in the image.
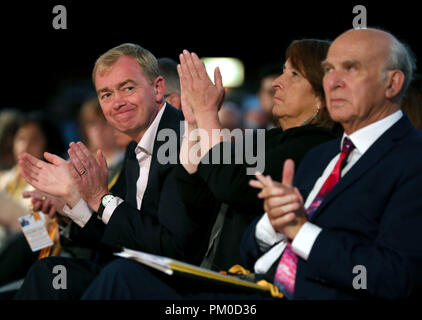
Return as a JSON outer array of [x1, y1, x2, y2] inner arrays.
[[97, 194, 115, 220]]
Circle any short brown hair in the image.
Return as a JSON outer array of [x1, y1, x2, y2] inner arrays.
[[286, 39, 335, 129], [92, 43, 159, 86]]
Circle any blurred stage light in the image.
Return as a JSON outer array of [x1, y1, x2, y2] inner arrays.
[[201, 57, 244, 88]]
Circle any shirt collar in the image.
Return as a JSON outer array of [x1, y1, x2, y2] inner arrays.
[[341, 109, 403, 154], [135, 102, 167, 156]]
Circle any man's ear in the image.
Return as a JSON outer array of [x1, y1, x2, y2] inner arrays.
[[385, 70, 405, 99], [154, 76, 165, 103]]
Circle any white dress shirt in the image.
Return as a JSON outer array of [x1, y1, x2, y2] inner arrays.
[[64, 103, 167, 226], [254, 110, 403, 273]]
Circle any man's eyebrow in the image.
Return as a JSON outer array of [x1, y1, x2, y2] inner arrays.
[[118, 79, 137, 88], [342, 59, 361, 67], [320, 59, 362, 70], [96, 79, 137, 95], [97, 86, 110, 95], [321, 60, 330, 69]]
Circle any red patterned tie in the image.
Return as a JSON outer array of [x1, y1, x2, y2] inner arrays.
[[273, 137, 355, 298]]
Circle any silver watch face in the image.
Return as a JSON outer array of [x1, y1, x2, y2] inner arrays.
[[102, 194, 114, 206]]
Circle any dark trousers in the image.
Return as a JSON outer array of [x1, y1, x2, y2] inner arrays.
[[82, 258, 275, 300], [14, 256, 102, 300]]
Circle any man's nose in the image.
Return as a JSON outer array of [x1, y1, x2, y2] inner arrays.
[[324, 70, 345, 91], [112, 91, 126, 110]]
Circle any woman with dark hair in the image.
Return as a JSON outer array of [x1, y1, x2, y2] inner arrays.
[[174, 39, 342, 272], [79, 40, 342, 299], [278, 39, 336, 129]]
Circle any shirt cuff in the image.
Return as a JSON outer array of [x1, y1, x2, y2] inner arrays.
[[291, 222, 322, 260], [255, 213, 287, 252], [102, 196, 124, 224], [63, 199, 93, 228], [254, 239, 287, 274]]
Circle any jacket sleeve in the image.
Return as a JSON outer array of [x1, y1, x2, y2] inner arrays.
[[239, 216, 266, 269], [101, 167, 218, 264], [66, 162, 128, 249], [174, 164, 221, 222], [194, 129, 335, 212]]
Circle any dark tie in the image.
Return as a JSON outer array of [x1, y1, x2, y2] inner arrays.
[[273, 137, 356, 298]]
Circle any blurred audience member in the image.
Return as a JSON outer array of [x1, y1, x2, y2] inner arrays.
[[401, 74, 422, 130], [241, 94, 269, 129], [113, 129, 133, 149], [158, 57, 181, 109], [0, 109, 21, 174], [243, 109, 268, 129], [0, 112, 65, 287], [79, 96, 127, 183], [0, 112, 64, 226], [257, 62, 282, 128], [46, 80, 95, 145], [218, 101, 243, 131]]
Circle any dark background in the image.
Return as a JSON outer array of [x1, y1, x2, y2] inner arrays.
[[0, 1, 420, 112]]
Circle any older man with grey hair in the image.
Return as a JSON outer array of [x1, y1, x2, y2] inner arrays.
[[244, 27, 422, 299]]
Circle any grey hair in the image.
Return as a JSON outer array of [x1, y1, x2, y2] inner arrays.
[[380, 35, 417, 102]]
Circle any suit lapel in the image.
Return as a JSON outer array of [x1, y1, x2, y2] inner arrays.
[[140, 104, 184, 212], [148, 104, 184, 176], [150, 103, 184, 169], [309, 115, 413, 222], [124, 141, 140, 207], [295, 138, 341, 201]]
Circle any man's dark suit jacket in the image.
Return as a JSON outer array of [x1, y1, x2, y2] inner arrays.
[[69, 104, 215, 265], [242, 114, 422, 299]]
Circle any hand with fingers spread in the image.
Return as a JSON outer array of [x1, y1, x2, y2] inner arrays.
[[18, 152, 81, 208], [67, 141, 109, 212], [177, 50, 225, 120], [249, 159, 307, 239], [178, 50, 230, 165]]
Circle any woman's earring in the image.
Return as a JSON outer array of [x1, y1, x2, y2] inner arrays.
[[316, 104, 320, 113], [301, 104, 320, 126]]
